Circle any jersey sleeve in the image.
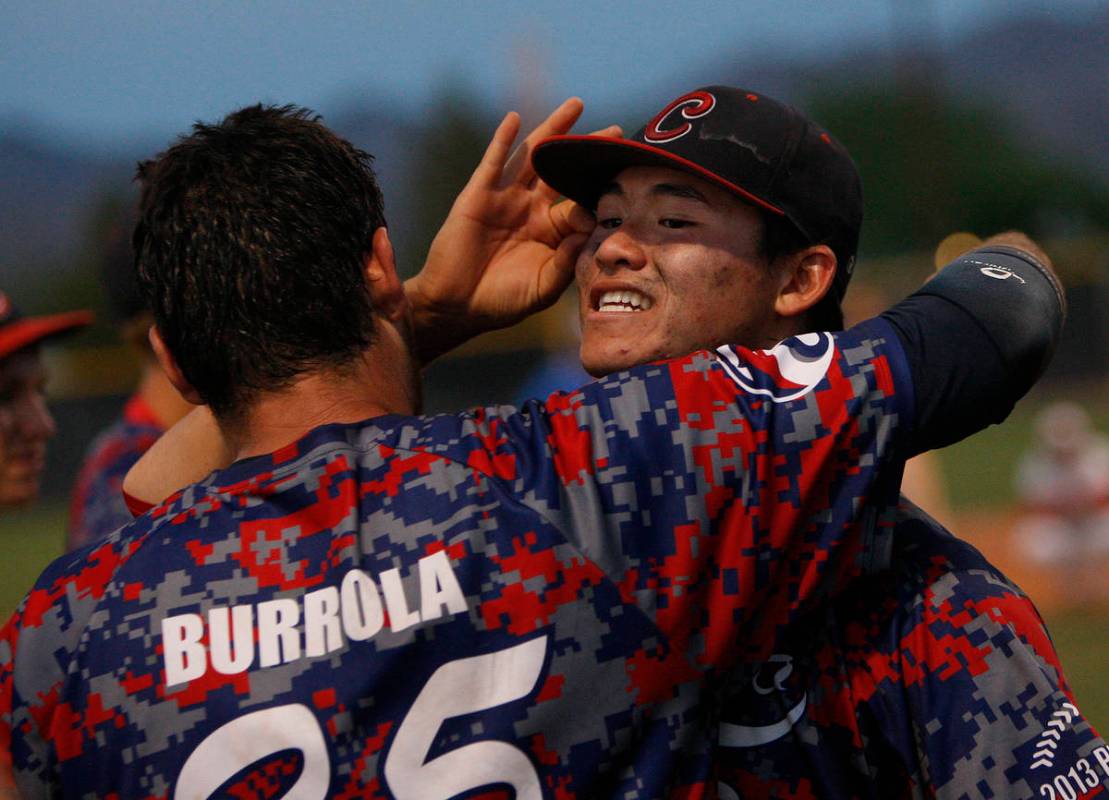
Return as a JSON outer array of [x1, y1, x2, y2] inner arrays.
[[883, 244, 1065, 456], [456, 320, 915, 662], [0, 534, 144, 797], [859, 562, 1108, 798]]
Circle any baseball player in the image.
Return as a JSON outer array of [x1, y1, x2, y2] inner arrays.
[[2, 99, 1064, 798], [527, 86, 1107, 798], [0, 292, 91, 511], [66, 203, 192, 550]]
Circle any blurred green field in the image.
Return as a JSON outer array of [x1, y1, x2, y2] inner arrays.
[[1, 490, 1106, 734], [936, 385, 1109, 512]]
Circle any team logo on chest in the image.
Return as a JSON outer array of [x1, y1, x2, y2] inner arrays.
[[716, 332, 835, 403], [643, 90, 716, 143], [719, 654, 809, 748]]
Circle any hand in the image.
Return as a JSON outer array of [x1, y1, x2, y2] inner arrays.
[[404, 98, 620, 365], [931, 230, 1065, 318], [980, 230, 1055, 274]]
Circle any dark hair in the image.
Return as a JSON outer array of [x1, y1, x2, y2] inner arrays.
[[133, 104, 386, 419], [759, 212, 847, 332], [100, 201, 145, 324]]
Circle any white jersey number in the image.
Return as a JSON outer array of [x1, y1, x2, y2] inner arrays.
[[175, 704, 329, 799], [173, 636, 549, 799]]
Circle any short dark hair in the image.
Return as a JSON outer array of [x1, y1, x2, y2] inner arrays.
[[133, 104, 386, 419], [759, 212, 847, 332]]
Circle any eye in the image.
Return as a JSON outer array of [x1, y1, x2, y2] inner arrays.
[[660, 218, 694, 229], [598, 216, 622, 230]]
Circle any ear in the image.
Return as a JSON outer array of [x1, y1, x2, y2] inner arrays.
[[773, 245, 838, 319], [149, 326, 203, 405], [365, 227, 407, 322]]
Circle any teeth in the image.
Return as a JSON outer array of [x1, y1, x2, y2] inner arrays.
[[597, 289, 652, 312]]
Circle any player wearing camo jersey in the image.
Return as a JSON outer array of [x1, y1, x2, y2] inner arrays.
[[530, 86, 1108, 798], [2, 99, 1065, 798], [67, 203, 192, 551]]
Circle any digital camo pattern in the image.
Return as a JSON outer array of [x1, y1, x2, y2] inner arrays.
[[714, 503, 1108, 799], [67, 395, 165, 551], [1, 321, 913, 798]]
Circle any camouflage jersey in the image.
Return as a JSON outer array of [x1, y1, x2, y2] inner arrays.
[[3, 321, 913, 798], [67, 394, 165, 552], [0, 245, 1076, 799], [714, 502, 1108, 799]]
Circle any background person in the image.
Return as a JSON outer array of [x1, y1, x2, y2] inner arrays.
[[65, 204, 191, 551], [530, 85, 1106, 798], [1013, 400, 1109, 605], [0, 291, 91, 511]]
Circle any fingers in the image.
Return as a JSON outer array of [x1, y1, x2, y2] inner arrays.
[[472, 111, 523, 187], [536, 233, 586, 307], [587, 124, 622, 138], [549, 199, 595, 238], [532, 122, 623, 204], [506, 97, 585, 185], [932, 232, 982, 271]]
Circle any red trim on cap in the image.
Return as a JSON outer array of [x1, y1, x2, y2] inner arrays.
[[536, 135, 786, 217], [0, 310, 94, 360]]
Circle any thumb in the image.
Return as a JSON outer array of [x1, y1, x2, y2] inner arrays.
[[550, 199, 595, 237]]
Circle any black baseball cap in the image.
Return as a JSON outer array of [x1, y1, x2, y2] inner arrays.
[[0, 291, 93, 361], [532, 85, 863, 301]]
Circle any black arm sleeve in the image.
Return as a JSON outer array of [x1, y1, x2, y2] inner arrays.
[[880, 245, 1065, 457]]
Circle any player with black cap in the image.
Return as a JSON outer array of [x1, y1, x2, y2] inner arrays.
[[7, 94, 1083, 797], [532, 86, 1107, 797], [0, 291, 91, 509]]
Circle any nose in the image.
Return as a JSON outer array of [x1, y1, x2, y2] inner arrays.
[[594, 227, 648, 273]]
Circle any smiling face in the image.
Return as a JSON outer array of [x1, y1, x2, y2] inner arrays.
[[0, 348, 56, 507], [575, 166, 789, 377]]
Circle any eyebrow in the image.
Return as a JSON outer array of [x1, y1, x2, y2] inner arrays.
[[597, 180, 712, 206]]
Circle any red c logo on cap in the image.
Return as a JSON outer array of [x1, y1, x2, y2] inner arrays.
[[644, 91, 716, 144]]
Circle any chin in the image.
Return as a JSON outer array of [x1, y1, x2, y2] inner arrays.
[[581, 346, 646, 378]]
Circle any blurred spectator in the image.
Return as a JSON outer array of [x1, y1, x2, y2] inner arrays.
[[66, 208, 191, 550], [1013, 401, 1109, 595], [0, 291, 92, 510]]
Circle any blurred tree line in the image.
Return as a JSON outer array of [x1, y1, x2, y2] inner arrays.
[[809, 85, 1108, 260], [20, 79, 1108, 344]]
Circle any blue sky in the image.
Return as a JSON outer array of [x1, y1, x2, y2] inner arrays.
[[1, 1, 1100, 150]]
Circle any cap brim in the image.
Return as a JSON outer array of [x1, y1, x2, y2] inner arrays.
[[532, 135, 785, 216], [0, 310, 94, 360]]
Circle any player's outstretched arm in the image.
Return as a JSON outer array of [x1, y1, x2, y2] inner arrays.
[[404, 98, 620, 366], [882, 231, 1065, 456]]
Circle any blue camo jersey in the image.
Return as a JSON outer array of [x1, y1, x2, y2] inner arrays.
[[67, 395, 165, 552], [713, 502, 1108, 799], [4, 321, 914, 797]]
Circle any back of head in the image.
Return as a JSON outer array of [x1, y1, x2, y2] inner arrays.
[[133, 104, 386, 419]]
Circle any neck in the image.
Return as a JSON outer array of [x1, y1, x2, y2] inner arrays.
[[223, 346, 421, 462], [138, 362, 195, 429]]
